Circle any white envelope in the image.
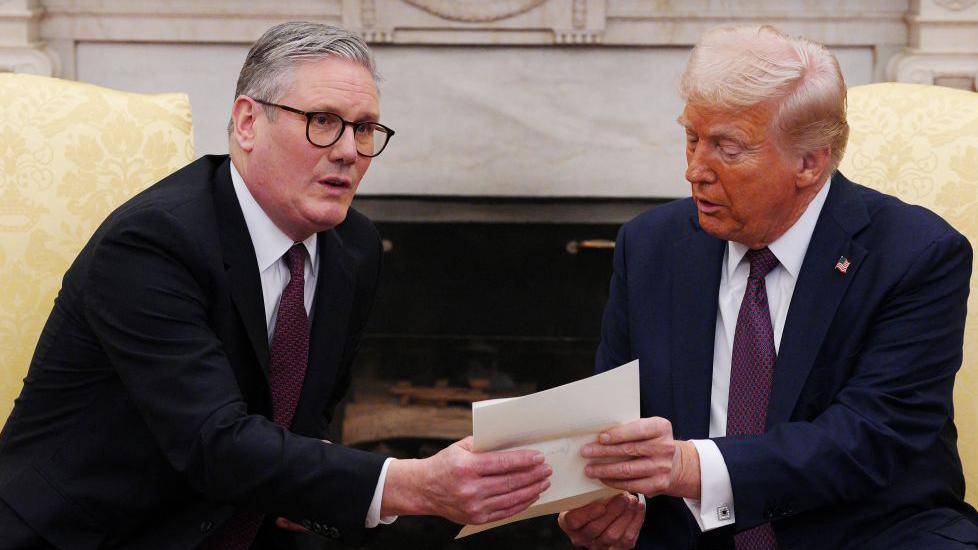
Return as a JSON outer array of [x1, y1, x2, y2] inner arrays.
[[457, 360, 640, 538]]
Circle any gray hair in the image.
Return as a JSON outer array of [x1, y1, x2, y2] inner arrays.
[[680, 25, 849, 169], [229, 22, 377, 132]]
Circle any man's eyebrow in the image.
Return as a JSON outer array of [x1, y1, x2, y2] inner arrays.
[[309, 105, 380, 122]]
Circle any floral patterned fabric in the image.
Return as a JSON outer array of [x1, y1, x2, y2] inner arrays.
[[839, 82, 978, 503], [0, 73, 193, 426]]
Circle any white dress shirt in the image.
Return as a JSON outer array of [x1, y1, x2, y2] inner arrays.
[[230, 162, 393, 528], [683, 180, 831, 531]]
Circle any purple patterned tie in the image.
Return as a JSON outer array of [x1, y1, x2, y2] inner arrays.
[[727, 247, 779, 550], [202, 244, 310, 550]]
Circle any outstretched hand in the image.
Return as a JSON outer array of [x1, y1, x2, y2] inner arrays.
[[382, 436, 553, 525]]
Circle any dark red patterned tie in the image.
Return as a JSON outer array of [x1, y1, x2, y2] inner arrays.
[[727, 247, 779, 550], [202, 244, 310, 550]]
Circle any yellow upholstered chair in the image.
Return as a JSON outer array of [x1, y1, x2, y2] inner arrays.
[[0, 73, 194, 426], [839, 82, 978, 504]]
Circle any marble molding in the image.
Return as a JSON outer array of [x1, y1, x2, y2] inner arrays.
[[8, 0, 978, 196], [889, 0, 978, 90], [0, 0, 58, 75]]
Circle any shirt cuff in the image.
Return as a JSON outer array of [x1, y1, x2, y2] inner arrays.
[[682, 439, 735, 532], [365, 457, 398, 528]]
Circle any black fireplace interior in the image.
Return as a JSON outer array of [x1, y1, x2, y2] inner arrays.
[[324, 197, 661, 549]]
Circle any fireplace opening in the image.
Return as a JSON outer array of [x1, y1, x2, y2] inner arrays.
[[326, 197, 661, 548]]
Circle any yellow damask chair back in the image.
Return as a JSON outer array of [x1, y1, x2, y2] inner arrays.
[[839, 82, 978, 504], [0, 73, 194, 426]]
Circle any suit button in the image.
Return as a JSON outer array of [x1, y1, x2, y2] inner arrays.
[[326, 527, 340, 539], [200, 520, 214, 533], [764, 509, 775, 520]]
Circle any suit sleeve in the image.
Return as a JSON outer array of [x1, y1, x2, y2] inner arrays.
[[82, 207, 385, 527], [714, 230, 973, 529]]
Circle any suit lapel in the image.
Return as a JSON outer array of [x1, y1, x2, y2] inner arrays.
[[213, 159, 271, 381], [671, 214, 726, 440], [766, 173, 869, 427], [291, 228, 357, 434]]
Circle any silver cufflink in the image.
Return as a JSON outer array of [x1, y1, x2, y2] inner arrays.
[[717, 505, 731, 521]]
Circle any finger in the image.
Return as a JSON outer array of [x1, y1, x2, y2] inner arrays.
[[582, 437, 675, 460], [274, 517, 310, 533], [597, 417, 671, 446], [599, 497, 641, 547], [481, 463, 552, 497], [456, 436, 473, 451], [481, 492, 541, 524], [586, 458, 662, 480], [472, 448, 546, 476], [579, 493, 629, 541], [562, 497, 610, 531], [619, 498, 646, 549], [479, 479, 550, 515]]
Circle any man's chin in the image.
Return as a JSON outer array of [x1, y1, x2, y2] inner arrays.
[[308, 205, 350, 233], [696, 213, 735, 241]]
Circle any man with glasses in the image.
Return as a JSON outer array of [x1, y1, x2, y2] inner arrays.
[[0, 22, 551, 549]]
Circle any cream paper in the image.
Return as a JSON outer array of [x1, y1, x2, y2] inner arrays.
[[457, 360, 640, 538]]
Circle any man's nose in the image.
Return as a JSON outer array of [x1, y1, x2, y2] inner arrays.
[[685, 147, 716, 184], [328, 125, 358, 164]]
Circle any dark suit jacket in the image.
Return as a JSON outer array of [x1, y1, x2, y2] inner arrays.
[[0, 155, 387, 549], [596, 172, 978, 549]]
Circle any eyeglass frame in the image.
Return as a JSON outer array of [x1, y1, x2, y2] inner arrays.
[[252, 98, 395, 158]]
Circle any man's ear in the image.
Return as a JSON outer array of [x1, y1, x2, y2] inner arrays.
[[797, 146, 831, 190], [230, 96, 260, 152]]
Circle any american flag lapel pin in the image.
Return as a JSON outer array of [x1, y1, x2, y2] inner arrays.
[[834, 256, 851, 274]]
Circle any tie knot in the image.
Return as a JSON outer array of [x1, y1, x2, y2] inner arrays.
[[746, 247, 778, 280], [284, 244, 307, 278]]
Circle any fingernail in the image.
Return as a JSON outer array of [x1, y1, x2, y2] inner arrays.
[[544, 465, 553, 476], [541, 480, 551, 491], [581, 445, 593, 457], [599, 433, 611, 443], [533, 453, 545, 464], [585, 465, 593, 476]]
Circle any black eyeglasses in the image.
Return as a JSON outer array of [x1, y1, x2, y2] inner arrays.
[[253, 98, 395, 158]]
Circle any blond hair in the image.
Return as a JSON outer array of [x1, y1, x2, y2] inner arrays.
[[680, 25, 849, 168]]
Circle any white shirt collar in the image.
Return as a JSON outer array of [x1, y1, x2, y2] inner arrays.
[[727, 178, 831, 279], [229, 160, 318, 275]]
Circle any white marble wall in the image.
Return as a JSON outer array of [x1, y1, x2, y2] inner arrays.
[[4, 0, 976, 197]]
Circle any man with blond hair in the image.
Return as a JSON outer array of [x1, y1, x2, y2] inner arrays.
[[559, 25, 978, 549]]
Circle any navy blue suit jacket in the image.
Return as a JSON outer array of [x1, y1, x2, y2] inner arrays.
[[596, 172, 978, 549]]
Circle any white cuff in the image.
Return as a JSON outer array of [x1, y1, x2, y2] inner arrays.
[[682, 439, 735, 532], [365, 458, 398, 527]]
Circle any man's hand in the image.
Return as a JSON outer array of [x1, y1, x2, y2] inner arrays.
[[381, 436, 552, 524], [558, 493, 644, 549], [581, 417, 700, 499], [274, 517, 309, 533]]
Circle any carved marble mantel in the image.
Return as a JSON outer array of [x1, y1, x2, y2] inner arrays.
[[2, 0, 917, 78], [3, 1, 976, 197], [0, 0, 56, 74], [888, 0, 978, 90]]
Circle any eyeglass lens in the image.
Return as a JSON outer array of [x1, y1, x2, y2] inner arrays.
[[308, 112, 391, 156]]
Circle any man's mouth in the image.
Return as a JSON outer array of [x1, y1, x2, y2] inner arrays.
[[695, 197, 723, 213], [319, 177, 351, 189]]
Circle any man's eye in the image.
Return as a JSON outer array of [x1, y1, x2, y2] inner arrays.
[[719, 144, 742, 158]]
